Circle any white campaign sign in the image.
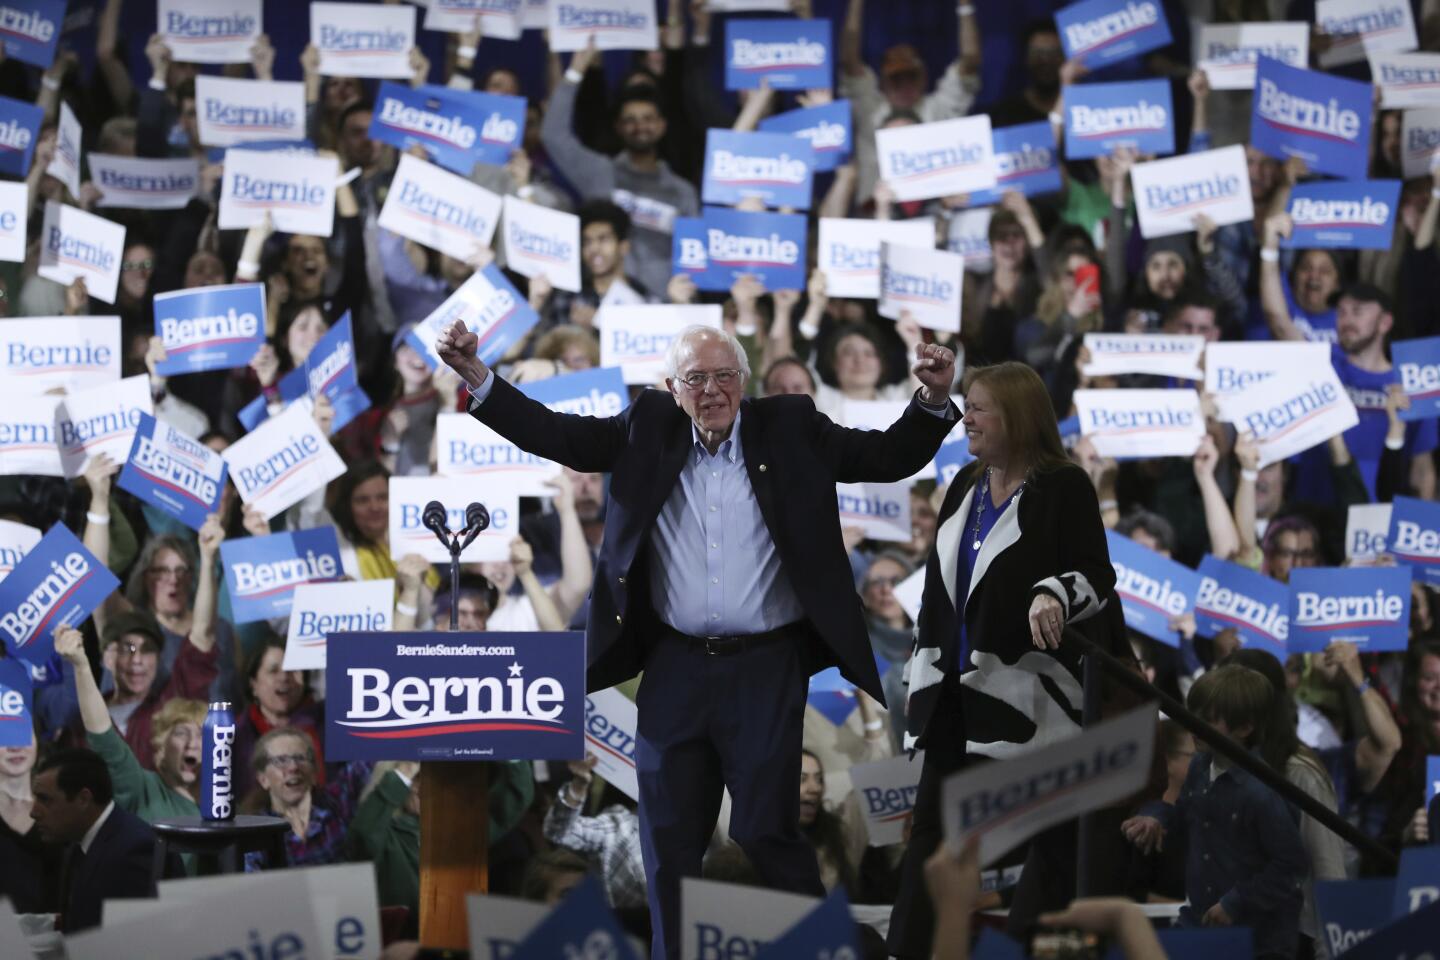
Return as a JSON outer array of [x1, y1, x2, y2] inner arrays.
[[1317, 0, 1418, 68], [680, 879, 818, 960], [707, 0, 790, 10], [46, 101, 81, 198], [0, 180, 24, 263], [159, 0, 263, 64], [1205, 341, 1331, 422], [0, 315, 118, 393], [1346, 502, 1392, 561], [0, 519, 42, 583], [312, 2, 416, 79], [0, 389, 62, 476], [379, 153, 501, 260], [599, 304, 722, 384], [1130, 145, 1255, 239], [0, 900, 32, 960], [38, 201, 126, 304], [56, 374, 152, 478], [435, 412, 560, 495], [69, 869, 325, 960], [1221, 368, 1359, 468], [1373, 51, 1440, 108], [427, 1, 523, 39], [409, 267, 533, 371], [156, 864, 381, 960], [942, 705, 1157, 865], [836, 480, 912, 542], [879, 241, 963, 333], [89, 154, 201, 210], [584, 687, 638, 801], [467, 894, 549, 960], [1402, 107, 1440, 178], [284, 579, 394, 671], [388, 475, 519, 564], [222, 401, 346, 519], [850, 752, 924, 846], [1074, 388, 1205, 459], [946, 206, 993, 271], [876, 115, 997, 201], [548, 0, 658, 51], [894, 567, 926, 622], [1081, 333, 1204, 380], [502, 194, 582, 293], [1197, 22, 1309, 90], [195, 75, 307, 148], [817, 217, 935, 299], [220, 148, 337, 237]]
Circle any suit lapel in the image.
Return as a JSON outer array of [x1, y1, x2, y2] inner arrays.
[[935, 483, 973, 611], [652, 408, 693, 512], [738, 402, 783, 537]]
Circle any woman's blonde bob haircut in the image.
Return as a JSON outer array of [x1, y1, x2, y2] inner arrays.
[[961, 362, 1070, 477]]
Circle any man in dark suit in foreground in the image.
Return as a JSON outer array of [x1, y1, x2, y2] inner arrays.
[[439, 320, 957, 958], [30, 748, 160, 932]]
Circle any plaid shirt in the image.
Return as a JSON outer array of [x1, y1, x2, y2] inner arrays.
[[245, 762, 373, 870], [543, 791, 647, 909]]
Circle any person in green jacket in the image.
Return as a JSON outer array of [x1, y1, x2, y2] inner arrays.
[[55, 626, 204, 828], [347, 759, 535, 936]]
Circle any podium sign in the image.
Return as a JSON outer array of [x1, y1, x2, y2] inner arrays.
[[325, 631, 585, 761]]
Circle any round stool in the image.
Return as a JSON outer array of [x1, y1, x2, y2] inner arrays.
[[151, 815, 290, 877]]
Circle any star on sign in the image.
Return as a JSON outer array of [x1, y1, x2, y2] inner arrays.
[[508, 662, 524, 677]]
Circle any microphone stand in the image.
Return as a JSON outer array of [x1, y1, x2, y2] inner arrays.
[[427, 510, 487, 631]]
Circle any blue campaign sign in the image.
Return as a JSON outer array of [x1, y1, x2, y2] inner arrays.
[[1390, 846, 1440, 920], [969, 121, 1063, 206], [1252, 56, 1372, 180], [933, 429, 974, 485], [443, 87, 525, 167], [754, 888, 857, 960], [1106, 531, 1201, 648], [1393, 336, 1440, 422], [511, 876, 638, 960], [518, 366, 630, 417], [305, 312, 358, 404], [0, 655, 33, 747], [237, 365, 371, 436], [724, 18, 832, 91], [220, 528, 343, 623], [1287, 566, 1411, 654], [1315, 879, 1394, 959], [153, 283, 266, 376], [1193, 554, 1288, 656], [1386, 495, 1440, 585], [0, 94, 42, 177], [1428, 755, 1440, 805], [371, 82, 491, 176], [1345, 900, 1440, 960], [972, 929, 1027, 960], [0, 0, 64, 68], [1285, 180, 1401, 251], [1064, 78, 1174, 160], [702, 129, 815, 211], [674, 206, 808, 293], [1056, 0, 1172, 70], [0, 524, 119, 668], [325, 631, 586, 762], [808, 651, 890, 726], [116, 414, 228, 532], [757, 100, 852, 173]]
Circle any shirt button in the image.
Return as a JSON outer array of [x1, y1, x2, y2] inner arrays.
[[759, 464, 767, 472], [711, 613, 719, 620], [711, 471, 718, 478], [711, 542, 718, 549], [709, 505, 717, 512], [615, 615, 622, 624], [618, 576, 625, 584], [712, 577, 719, 584]]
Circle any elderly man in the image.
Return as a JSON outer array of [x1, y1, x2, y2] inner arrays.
[[438, 320, 956, 958]]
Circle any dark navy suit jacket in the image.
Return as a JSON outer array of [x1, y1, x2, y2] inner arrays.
[[472, 376, 955, 701], [61, 805, 160, 933]]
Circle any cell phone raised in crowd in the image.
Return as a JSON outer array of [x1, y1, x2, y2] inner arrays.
[[1073, 262, 1100, 299], [1027, 927, 1107, 960]]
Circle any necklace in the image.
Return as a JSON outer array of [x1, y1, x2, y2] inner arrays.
[[972, 466, 1024, 551]]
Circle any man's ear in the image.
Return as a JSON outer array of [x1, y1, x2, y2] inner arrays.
[[665, 378, 680, 402]]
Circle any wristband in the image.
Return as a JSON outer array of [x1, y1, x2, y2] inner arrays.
[[517, 184, 536, 200], [863, 719, 884, 732], [1240, 468, 1259, 482], [957, 4, 976, 14], [1098, 499, 1118, 512], [456, 45, 477, 61], [42, 75, 59, 91], [237, 258, 260, 278], [86, 511, 110, 526], [735, 319, 757, 337], [262, 383, 281, 400], [380, 442, 400, 454], [396, 601, 417, 617], [798, 320, 820, 339], [1432, 188, 1440, 200], [1354, 679, 1372, 696], [1048, 111, 1063, 126], [564, 67, 583, 85], [1259, 248, 1280, 262], [148, 76, 166, 93], [1385, 434, 1406, 451]]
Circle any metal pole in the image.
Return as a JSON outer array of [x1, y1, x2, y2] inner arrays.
[[448, 537, 460, 631], [1067, 628, 1398, 873]]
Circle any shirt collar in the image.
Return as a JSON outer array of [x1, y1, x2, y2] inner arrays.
[[691, 408, 742, 464], [80, 800, 116, 854]]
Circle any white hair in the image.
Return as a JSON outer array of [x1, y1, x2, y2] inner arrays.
[[664, 324, 751, 382]]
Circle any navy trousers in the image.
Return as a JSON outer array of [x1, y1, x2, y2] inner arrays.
[[634, 631, 826, 960]]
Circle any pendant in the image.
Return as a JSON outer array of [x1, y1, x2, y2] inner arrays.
[[972, 540, 982, 550]]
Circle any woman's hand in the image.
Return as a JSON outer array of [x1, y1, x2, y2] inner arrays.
[[1121, 815, 1164, 853], [242, 506, 271, 538], [198, 513, 225, 560], [83, 452, 118, 501], [1028, 592, 1065, 650], [54, 625, 87, 666], [396, 553, 431, 591], [509, 537, 534, 577], [250, 343, 280, 389]]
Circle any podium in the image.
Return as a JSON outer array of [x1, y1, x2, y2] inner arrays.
[[326, 629, 587, 950]]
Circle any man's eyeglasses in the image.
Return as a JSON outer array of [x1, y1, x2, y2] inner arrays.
[[122, 258, 154, 272], [266, 753, 313, 770], [677, 369, 741, 390], [116, 642, 157, 659]]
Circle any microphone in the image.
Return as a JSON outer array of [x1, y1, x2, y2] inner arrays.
[[422, 500, 451, 546], [459, 502, 490, 551]]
